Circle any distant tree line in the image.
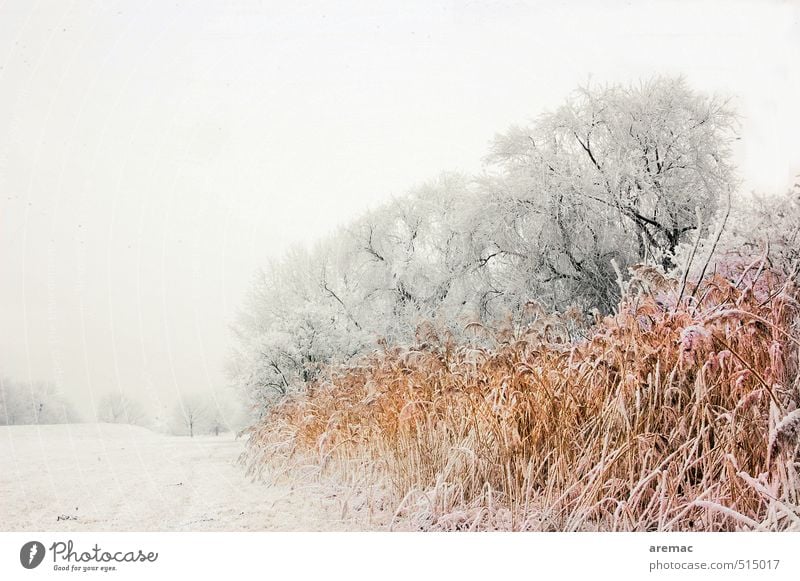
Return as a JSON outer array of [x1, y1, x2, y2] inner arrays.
[[96, 391, 241, 437], [0, 377, 78, 425], [0, 376, 244, 437]]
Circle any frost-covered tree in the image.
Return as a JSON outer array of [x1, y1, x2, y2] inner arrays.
[[170, 394, 210, 437], [678, 177, 800, 282], [96, 392, 148, 425], [485, 78, 738, 310]]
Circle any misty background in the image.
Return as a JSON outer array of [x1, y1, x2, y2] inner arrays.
[[1, 0, 798, 423]]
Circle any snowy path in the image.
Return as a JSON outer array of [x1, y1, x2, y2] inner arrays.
[[0, 424, 365, 531]]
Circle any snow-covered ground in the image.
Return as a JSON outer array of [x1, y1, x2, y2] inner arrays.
[[0, 423, 377, 531]]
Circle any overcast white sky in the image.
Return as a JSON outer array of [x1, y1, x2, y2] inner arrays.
[[1, 0, 798, 418]]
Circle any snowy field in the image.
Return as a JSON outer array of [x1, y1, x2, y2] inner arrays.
[[0, 423, 372, 531]]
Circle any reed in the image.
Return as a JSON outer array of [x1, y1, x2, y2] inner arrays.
[[245, 268, 800, 531]]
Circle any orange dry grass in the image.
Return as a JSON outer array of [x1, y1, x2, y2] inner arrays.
[[245, 272, 800, 531]]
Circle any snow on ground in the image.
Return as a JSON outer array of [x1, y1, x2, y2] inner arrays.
[[0, 423, 380, 531]]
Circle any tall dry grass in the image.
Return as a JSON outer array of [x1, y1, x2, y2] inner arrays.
[[244, 267, 800, 531]]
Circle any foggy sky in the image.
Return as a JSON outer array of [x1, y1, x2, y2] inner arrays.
[[1, 0, 798, 418]]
